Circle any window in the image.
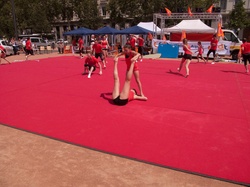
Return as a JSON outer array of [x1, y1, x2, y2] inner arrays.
[[101, 6, 106, 16], [220, 0, 227, 10], [223, 32, 238, 42], [31, 39, 39, 43], [235, 0, 241, 5]]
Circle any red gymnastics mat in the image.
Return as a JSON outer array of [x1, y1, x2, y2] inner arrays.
[[0, 56, 250, 185]]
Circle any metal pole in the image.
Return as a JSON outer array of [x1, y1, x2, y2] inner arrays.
[[11, 0, 18, 39]]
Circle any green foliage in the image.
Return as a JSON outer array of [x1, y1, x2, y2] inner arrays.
[[0, 0, 102, 38], [228, 0, 250, 30]]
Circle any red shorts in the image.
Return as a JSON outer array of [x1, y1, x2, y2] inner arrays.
[[128, 90, 135, 101], [126, 63, 139, 71]]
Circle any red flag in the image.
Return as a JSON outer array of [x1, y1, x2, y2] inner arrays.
[[217, 23, 224, 38], [206, 4, 214, 13], [181, 30, 186, 41], [165, 8, 172, 16], [188, 7, 193, 16]]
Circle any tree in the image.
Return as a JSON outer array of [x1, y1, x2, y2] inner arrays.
[[228, 0, 250, 31], [73, 0, 102, 29]]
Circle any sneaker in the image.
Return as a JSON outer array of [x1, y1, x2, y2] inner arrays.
[[177, 68, 180, 72], [87, 74, 91, 78], [140, 59, 143, 62], [211, 62, 215, 64]]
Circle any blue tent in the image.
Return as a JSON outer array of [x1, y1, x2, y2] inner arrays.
[[93, 26, 122, 35], [63, 27, 95, 36], [119, 25, 153, 34]]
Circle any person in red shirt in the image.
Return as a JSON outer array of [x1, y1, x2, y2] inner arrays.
[[25, 37, 33, 60], [72, 37, 77, 54], [196, 41, 206, 63], [114, 44, 147, 98], [137, 35, 144, 61], [78, 37, 84, 58], [82, 52, 102, 78], [240, 38, 250, 73], [112, 48, 148, 106], [101, 35, 109, 65], [177, 38, 193, 78], [129, 34, 136, 51], [206, 34, 218, 64], [0, 45, 11, 65], [92, 40, 105, 68]]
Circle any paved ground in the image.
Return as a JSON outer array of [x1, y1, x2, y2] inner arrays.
[[0, 52, 246, 187]]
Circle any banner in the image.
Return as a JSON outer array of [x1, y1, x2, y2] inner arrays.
[[152, 39, 231, 57]]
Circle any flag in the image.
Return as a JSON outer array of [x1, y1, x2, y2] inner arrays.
[[188, 6, 193, 16], [206, 4, 214, 13], [217, 23, 224, 38], [165, 8, 172, 16], [181, 30, 186, 41], [148, 32, 153, 40]]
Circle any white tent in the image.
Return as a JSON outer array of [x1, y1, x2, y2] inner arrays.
[[137, 22, 161, 34], [163, 19, 215, 33]]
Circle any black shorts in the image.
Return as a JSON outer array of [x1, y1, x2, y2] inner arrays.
[[79, 48, 84, 53], [113, 96, 128, 106], [207, 49, 216, 57], [138, 46, 144, 55], [95, 53, 103, 60], [25, 49, 33, 55], [183, 54, 192, 60], [242, 53, 250, 66], [84, 64, 96, 72]]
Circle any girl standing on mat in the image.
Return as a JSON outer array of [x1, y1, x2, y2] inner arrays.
[[240, 38, 250, 73], [114, 44, 146, 97], [92, 40, 105, 68], [178, 38, 193, 78], [196, 41, 206, 63], [112, 56, 147, 106], [101, 35, 109, 65]]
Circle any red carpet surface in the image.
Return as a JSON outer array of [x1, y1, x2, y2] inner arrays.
[[0, 56, 250, 185]]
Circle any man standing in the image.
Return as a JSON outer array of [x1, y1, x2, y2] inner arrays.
[[129, 34, 136, 51], [78, 37, 84, 58], [137, 35, 144, 62], [206, 34, 218, 64], [240, 38, 250, 73], [25, 37, 33, 60]]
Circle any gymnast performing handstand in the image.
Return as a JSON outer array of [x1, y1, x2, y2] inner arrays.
[[112, 56, 147, 106]]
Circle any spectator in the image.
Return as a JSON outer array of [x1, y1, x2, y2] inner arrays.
[[58, 41, 64, 54]]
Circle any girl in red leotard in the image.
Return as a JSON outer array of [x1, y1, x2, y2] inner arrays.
[[178, 38, 193, 78], [101, 35, 109, 66], [114, 44, 147, 98], [196, 41, 206, 63]]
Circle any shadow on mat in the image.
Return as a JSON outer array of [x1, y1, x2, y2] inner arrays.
[[167, 69, 184, 77], [100, 93, 114, 105], [221, 70, 249, 75]]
